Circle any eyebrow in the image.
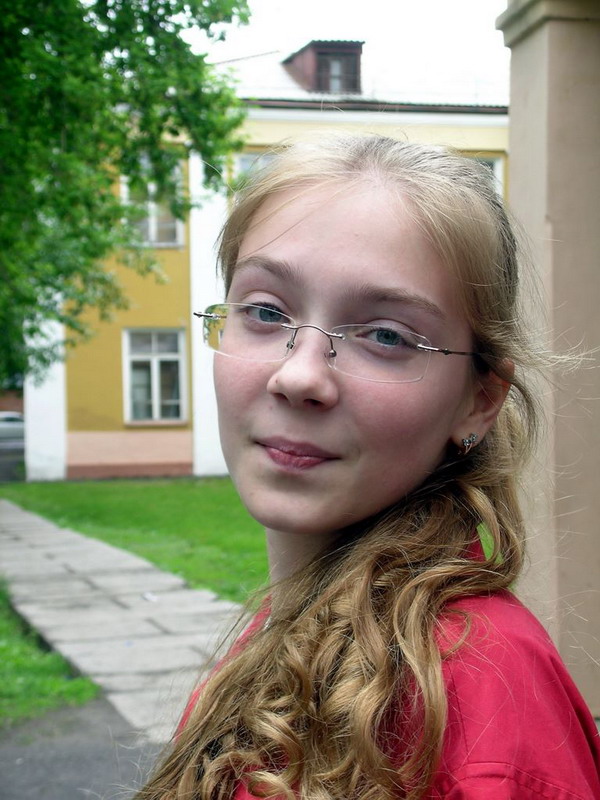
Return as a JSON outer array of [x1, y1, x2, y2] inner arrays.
[[234, 255, 446, 321], [234, 255, 301, 287]]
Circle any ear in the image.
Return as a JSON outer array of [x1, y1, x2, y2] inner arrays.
[[450, 360, 513, 450]]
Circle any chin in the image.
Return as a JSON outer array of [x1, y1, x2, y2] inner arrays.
[[254, 511, 333, 537], [245, 499, 365, 540]]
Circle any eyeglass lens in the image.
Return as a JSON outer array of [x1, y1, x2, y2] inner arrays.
[[200, 303, 432, 384]]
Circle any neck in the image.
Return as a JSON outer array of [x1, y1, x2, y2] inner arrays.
[[266, 527, 337, 588]]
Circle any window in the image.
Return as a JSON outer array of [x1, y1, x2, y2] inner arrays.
[[236, 151, 276, 181], [121, 178, 183, 247], [283, 40, 363, 93], [473, 156, 505, 195], [316, 52, 360, 93], [123, 330, 186, 422]]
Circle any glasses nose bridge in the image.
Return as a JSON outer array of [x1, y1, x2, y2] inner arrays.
[[281, 322, 341, 359]]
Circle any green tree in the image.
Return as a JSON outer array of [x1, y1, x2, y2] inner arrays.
[[0, 0, 248, 382]]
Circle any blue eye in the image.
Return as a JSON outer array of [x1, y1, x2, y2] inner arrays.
[[338, 323, 424, 362], [364, 326, 418, 349], [246, 304, 287, 324], [372, 327, 406, 347], [239, 303, 293, 329]]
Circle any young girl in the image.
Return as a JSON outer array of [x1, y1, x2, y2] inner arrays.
[[138, 135, 600, 799]]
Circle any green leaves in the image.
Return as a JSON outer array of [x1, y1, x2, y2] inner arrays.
[[0, 0, 248, 382]]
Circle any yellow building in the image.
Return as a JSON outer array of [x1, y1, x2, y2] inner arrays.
[[25, 40, 509, 481]]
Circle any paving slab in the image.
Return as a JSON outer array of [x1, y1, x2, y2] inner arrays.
[[60, 631, 210, 663], [116, 588, 237, 613], [12, 532, 88, 547], [60, 552, 157, 573], [95, 667, 202, 695], [107, 687, 191, 735], [0, 561, 73, 579], [0, 520, 60, 531], [88, 570, 186, 593], [14, 597, 131, 620], [155, 610, 240, 634], [8, 576, 98, 600], [36, 617, 163, 642], [0, 498, 243, 748]]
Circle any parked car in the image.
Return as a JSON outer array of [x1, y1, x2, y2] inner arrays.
[[0, 411, 25, 441]]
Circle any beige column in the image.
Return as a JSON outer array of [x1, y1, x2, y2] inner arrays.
[[497, 0, 600, 711]]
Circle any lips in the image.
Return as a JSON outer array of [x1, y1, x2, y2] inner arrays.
[[256, 437, 339, 470]]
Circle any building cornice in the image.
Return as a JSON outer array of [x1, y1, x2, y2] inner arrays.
[[245, 106, 509, 130], [242, 97, 508, 115], [497, 0, 600, 48]]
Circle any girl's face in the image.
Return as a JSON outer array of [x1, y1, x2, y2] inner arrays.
[[214, 182, 502, 537]]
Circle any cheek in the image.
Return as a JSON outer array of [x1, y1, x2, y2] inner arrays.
[[213, 357, 269, 457], [214, 356, 271, 412], [364, 397, 437, 469], [359, 383, 441, 437], [213, 358, 241, 454], [213, 356, 230, 404], [357, 381, 466, 475]]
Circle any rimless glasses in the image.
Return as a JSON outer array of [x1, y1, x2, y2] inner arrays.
[[194, 303, 484, 384]]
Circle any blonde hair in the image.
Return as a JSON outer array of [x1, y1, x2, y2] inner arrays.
[[138, 134, 542, 799]]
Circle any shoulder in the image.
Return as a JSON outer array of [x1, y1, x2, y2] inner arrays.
[[436, 589, 561, 668], [431, 591, 600, 798]]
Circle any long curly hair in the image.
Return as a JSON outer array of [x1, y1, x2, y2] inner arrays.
[[137, 134, 544, 799]]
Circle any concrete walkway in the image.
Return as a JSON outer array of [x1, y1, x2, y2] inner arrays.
[[0, 499, 241, 745]]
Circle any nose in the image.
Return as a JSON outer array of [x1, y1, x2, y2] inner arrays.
[[266, 326, 340, 408]]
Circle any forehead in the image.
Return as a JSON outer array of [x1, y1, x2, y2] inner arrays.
[[234, 181, 466, 325]]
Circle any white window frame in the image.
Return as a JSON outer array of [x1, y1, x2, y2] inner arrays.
[[471, 154, 505, 196], [120, 176, 185, 248], [122, 328, 188, 424]]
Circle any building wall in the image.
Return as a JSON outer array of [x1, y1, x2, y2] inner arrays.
[[67, 430, 193, 479], [498, 0, 600, 711], [67, 250, 192, 432], [189, 156, 229, 477], [25, 321, 67, 481], [65, 233, 193, 478], [243, 108, 508, 155], [239, 109, 508, 192], [550, 17, 600, 712]]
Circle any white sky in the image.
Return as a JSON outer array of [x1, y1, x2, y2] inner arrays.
[[187, 0, 511, 105]]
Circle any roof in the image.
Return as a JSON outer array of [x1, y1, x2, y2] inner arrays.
[[282, 39, 365, 64], [213, 46, 508, 110]]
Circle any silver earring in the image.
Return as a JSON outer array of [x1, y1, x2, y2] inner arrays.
[[460, 432, 479, 455]]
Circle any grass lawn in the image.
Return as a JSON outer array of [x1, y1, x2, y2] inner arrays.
[[0, 583, 99, 728], [0, 477, 266, 728], [0, 477, 268, 603]]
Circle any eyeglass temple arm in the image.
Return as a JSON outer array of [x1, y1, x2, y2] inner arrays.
[[417, 344, 497, 377], [417, 344, 480, 357], [194, 311, 223, 320]]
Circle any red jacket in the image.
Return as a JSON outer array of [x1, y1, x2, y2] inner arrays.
[[426, 591, 600, 798], [182, 592, 600, 798], [234, 592, 600, 800]]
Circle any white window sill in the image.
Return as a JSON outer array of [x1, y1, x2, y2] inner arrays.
[[140, 241, 185, 249], [125, 419, 189, 427]]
